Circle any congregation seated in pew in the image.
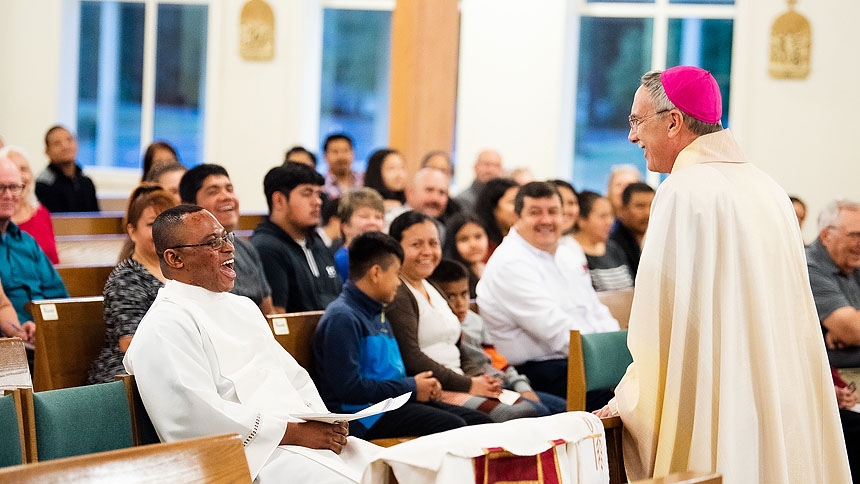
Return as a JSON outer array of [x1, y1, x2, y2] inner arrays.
[[386, 211, 534, 423], [429, 259, 566, 416], [314, 232, 474, 441]]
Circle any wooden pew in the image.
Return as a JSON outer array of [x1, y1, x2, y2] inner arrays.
[[0, 337, 31, 391], [52, 211, 126, 236], [55, 264, 115, 297], [597, 287, 634, 329], [0, 433, 251, 483], [56, 235, 125, 266], [602, 416, 626, 484], [27, 297, 105, 392], [52, 211, 267, 236], [19, 380, 134, 462], [265, 311, 324, 375], [567, 330, 631, 412], [0, 388, 27, 466]]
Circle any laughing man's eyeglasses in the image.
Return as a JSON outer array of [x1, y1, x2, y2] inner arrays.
[[167, 232, 235, 251]]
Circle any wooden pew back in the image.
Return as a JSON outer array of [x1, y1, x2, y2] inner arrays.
[[19, 380, 134, 462], [55, 264, 115, 297], [597, 287, 634, 329], [52, 212, 266, 236], [52, 212, 126, 236], [0, 337, 32, 391], [265, 311, 324, 375], [0, 434, 251, 483], [27, 297, 105, 392], [567, 330, 632, 412]]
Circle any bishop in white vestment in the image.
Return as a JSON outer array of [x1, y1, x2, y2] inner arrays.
[[605, 66, 851, 483]]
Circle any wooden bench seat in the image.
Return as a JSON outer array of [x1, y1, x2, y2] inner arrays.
[[0, 337, 31, 391], [55, 264, 115, 297], [596, 287, 634, 329], [0, 433, 251, 483]]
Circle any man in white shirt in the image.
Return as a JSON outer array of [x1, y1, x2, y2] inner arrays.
[[596, 65, 849, 483], [124, 205, 378, 483], [477, 181, 619, 406]]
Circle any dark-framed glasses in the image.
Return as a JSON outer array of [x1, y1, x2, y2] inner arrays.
[[628, 109, 671, 129], [168, 231, 235, 251], [0, 184, 25, 196]]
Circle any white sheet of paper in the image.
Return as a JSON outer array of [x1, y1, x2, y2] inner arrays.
[[497, 389, 520, 405], [291, 392, 412, 423]]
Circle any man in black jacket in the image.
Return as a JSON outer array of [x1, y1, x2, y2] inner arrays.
[[251, 163, 341, 313]]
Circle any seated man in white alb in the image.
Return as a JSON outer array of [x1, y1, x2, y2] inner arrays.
[[477, 181, 619, 409], [123, 205, 379, 484]]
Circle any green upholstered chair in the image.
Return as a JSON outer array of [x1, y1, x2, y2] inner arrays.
[[0, 389, 26, 466], [566, 329, 632, 412], [23, 380, 134, 461]]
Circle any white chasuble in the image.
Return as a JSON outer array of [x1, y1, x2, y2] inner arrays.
[[613, 130, 850, 483]]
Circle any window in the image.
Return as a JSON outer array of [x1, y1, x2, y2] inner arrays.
[[318, 6, 392, 172], [76, 1, 208, 171], [572, 0, 735, 192]]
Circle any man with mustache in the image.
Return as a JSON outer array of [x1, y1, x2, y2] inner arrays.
[[477, 181, 619, 405]]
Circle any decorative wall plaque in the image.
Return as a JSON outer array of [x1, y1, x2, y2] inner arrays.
[[239, 0, 275, 62], [768, 0, 811, 79]]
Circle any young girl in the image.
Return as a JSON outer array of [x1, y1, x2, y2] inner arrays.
[[442, 213, 488, 299]]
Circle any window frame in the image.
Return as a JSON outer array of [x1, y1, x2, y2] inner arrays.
[[61, 0, 214, 180]]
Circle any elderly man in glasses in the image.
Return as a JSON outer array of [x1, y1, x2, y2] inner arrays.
[[0, 156, 67, 333], [124, 204, 380, 483], [596, 66, 849, 483]]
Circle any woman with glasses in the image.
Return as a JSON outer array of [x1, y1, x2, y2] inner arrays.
[[0, 146, 59, 263], [88, 184, 176, 384]]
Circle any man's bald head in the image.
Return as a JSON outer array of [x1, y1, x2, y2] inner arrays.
[[474, 149, 503, 183], [154, 204, 206, 260], [407, 168, 449, 219]]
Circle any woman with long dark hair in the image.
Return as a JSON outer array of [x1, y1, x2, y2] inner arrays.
[[363, 148, 407, 212]]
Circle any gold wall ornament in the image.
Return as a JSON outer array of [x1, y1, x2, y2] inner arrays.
[[769, 0, 811, 79], [239, 0, 275, 62]]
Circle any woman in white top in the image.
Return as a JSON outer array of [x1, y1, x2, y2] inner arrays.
[[386, 210, 544, 422]]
